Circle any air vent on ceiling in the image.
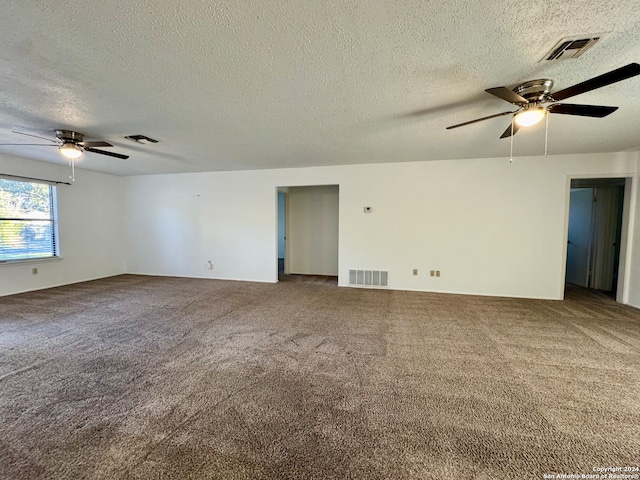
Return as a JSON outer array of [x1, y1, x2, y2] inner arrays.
[[349, 269, 388, 288], [543, 35, 604, 61], [125, 134, 159, 144]]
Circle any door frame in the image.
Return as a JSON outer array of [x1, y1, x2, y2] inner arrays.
[[561, 174, 634, 303]]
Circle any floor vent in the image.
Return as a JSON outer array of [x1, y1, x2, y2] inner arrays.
[[542, 36, 603, 61], [349, 269, 388, 287]]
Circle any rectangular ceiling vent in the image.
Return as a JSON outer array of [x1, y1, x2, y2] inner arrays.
[[349, 269, 388, 288], [542, 36, 604, 61], [125, 134, 159, 144]]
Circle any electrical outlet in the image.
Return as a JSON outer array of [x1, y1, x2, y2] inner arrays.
[[430, 270, 435, 277], [207, 260, 213, 270], [413, 269, 418, 276], [32, 267, 38, 275], [436, 270, 440, 277]]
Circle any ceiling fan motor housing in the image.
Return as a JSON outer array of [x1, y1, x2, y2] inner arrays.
[[513, 79, 554, 103], [55, 130, 84, 144]]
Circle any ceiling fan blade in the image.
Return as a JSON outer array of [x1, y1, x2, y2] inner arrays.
[[551, 63, 640, 101], [84, 147, 129, 159], [485, 87, 528, 104], [0, 143, 58, 146], [446, 110, 516, 130], [80, 141, 113, 148], [548, 103, 618, 117], [11, 131, 57, 143], [500, 121, 520, 139]]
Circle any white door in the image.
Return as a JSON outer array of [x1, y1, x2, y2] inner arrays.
[[287, 185, 339, 276], [566, 188, 594, 287]]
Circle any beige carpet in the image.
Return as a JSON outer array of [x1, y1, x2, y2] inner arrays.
[[0, 275, 638, 479], [278, 274, 338, 285]]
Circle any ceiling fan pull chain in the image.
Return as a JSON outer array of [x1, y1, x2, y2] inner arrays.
[[68, 157, 75, 182], [509, 120, 514, 163], [544, 113, 549, 157]]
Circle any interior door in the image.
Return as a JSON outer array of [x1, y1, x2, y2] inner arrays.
[[590, 186, 623, 291], [566, 188, 594, 287]]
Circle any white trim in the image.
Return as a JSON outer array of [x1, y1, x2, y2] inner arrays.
[[125, 272, 276, 284], [0, 272, 118, 297], [343, 284, 561, 301], [0, 256, 63, 267]]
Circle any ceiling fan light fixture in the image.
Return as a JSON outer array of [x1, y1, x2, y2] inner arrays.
[[59, 142, 83, 159], [514, 106, 546, 127]]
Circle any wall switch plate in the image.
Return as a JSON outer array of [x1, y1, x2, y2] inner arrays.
[[430, 270, 435, 277], [32, 267, 38, 275], [413, 269, 418, 275], [436, 270, 440, 277]]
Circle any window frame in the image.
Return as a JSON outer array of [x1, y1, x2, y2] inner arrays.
[[0, 177, 60, 264]]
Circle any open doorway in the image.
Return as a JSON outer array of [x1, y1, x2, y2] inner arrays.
[[276, 185, 339, 283], [277, 190, 287, 275], [565, 178, 626, 298]]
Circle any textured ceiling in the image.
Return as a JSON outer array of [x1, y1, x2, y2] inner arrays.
[[1, 0, 640, 176]]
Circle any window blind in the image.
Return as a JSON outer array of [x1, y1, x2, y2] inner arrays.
[[0, 178, 59, 261]]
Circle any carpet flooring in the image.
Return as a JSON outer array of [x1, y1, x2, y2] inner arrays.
[[0, 275, 638, 479], [279, 274, 339, 285]]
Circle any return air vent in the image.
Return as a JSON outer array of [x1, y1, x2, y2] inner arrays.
[[349, 269, 388, 287], [542, 36, 604, 61], [124, 134, 159, 144]]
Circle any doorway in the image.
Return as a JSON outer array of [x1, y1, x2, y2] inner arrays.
[[565, 178, 626, 296], [277, 190, 287, 275], [276, 185, 339, 281]]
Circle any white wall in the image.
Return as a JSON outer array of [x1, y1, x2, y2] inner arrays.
[[0, 155, 125, 296], [627, 152, 640, 308], [287, 185, 339, 276], [3, 151, 637, 304], [124, 151, 640, 303]]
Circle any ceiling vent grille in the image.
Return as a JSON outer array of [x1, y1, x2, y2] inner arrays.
[[543, 36, 603, 61], [349, 269, 388, 288]]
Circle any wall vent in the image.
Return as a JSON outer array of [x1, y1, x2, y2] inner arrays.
[[542, 36, 604, 61], [349, 269, 388, 287]]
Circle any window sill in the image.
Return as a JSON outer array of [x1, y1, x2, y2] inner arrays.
[[0, 256, 63, 267]]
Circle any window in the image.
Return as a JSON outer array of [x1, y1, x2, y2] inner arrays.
[[0, 178, 59, 261]]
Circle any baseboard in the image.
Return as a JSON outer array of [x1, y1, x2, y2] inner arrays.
[[124, 271, 277, 284], [0, 273, 125, 297]]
